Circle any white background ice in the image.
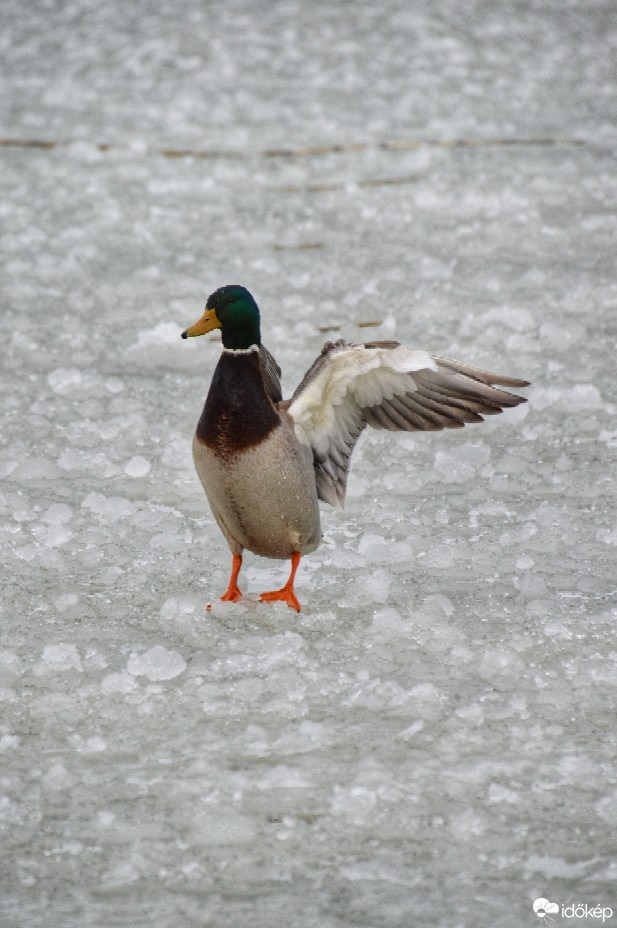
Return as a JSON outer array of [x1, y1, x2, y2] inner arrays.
[[1, 0, 616, 926]]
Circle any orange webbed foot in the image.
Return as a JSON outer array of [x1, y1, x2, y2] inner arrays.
[[259, 587, 301, 613], [219, 554, 243, 604], [259, 553, 302, 613]]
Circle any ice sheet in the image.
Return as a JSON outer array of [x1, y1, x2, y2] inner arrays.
[[1, 1, 616, 926]]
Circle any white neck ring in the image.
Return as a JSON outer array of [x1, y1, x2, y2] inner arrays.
[[222, 344, 260, 355]]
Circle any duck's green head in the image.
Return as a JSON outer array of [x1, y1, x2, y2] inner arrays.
[[181, 285, 261, 350]]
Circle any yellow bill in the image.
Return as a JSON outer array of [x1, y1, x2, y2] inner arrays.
[[181, 307, 221, 339]]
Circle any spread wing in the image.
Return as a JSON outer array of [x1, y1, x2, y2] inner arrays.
[[287, 339, 529, 508]]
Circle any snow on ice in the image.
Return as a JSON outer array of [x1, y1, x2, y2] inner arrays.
[[1, 0, 616, 926]]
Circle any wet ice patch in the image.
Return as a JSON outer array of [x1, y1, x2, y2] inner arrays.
[[42, 759, 74, 790], [528, 386, 562, 410], [482, 305, 536, 332], [101, 671, 137, 694], [0, 734, 20, 751], [34, 644, 83, 675], [70, 735, 107, 753], [530, 383, 603, 414], [81, 492, 137, 523], [357, 534, 413, 562], [369, 607, 409, 639], [434, 441, 492, 483], [104, 377, 124, 394], [331, 785, 378, 824], [456, 704, 484, 726], [54, 593, 80, 610], [479, 647, 525, 680], [0, 651, 22, 684], [397, 720, 425, 741], [42, 503, 73, 525], [596, 527, 617, 546], [599, 429, 617, 448], [487, 783, 520, 804], [100, 858, 141, 889], [59, 449, 120, 478], [409, 682, 445, 707], [160, 433, 191, 472], [449, 809, 486, 840], [539, 322, 578, 350], [422, 594, 455, 617], [256, 764, 314, 789], [569, 384, 603, 410], [159, 595, 200, 622], [133, 322, 185, 348], [126, 646, 187, 681], [190, 812, 256, 846], [12, 458, 62, 482], [208, 632, 307, 678], [47, 369, 83, 394], [524, 855, 597, 879], [339, 568, 391, 606], [124, 456, 151, 477], [35, 503, 74, 548], [596, 790, 617, 825]]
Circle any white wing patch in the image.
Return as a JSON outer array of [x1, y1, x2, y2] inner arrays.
[[288, 344, 436, 452]]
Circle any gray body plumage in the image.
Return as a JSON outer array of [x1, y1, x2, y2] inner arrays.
[[192, 414, 321, 559]]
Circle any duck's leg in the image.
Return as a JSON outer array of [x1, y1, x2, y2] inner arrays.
[[259, 552, 302, 613], [221, 553, 243, 602]]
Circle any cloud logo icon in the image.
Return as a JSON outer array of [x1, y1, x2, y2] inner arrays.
[[533, 899, 559, 922]]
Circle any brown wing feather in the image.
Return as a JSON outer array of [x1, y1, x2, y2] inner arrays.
[[289, 340, 529, 507], [259, 344, 283, 403]]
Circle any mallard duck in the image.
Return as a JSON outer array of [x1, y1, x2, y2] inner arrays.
[[182, 285, 528, 612]]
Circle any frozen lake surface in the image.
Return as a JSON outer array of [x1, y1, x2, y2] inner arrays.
[[1, 1, 616, 926]]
